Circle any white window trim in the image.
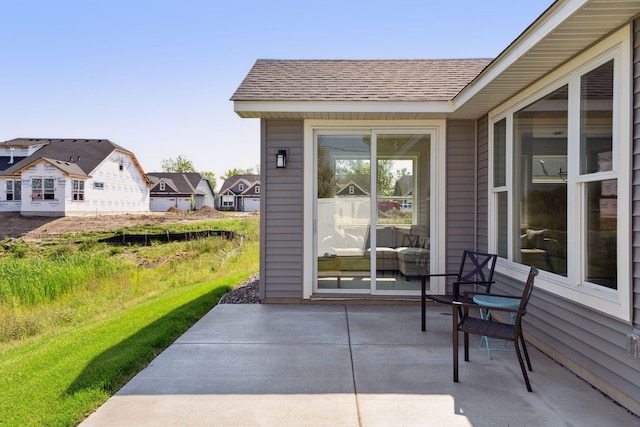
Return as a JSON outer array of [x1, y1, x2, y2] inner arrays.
[[488, 26, 631, 321], [302, 119, 446, 299]]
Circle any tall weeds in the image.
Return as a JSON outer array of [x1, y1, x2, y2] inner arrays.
[[0, 217, 259, 343], [0, 251, 124, 306]]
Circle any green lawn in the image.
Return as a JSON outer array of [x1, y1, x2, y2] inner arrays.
[[0, 274, 245, 427]]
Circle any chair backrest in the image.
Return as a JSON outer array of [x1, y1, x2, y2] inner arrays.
[[517, 266, 538, 315], [457, 250, 498, 287], [451, 250, 498, 300]]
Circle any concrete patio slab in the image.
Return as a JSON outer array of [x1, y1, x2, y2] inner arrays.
[[80, 304, 640, 426]]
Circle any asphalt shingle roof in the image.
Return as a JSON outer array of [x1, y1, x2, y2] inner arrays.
[[147, 172, 204, 194], [0, 138, 132, 177], [231, 59, 492, 102], [219, 175, 260, 194]]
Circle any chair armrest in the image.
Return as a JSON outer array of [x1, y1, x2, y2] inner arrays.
[[421, 273, 459, 279], [453, 280, 494, 286]]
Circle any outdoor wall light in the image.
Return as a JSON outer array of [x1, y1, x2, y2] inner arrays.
[[276, 149, 287, 169]]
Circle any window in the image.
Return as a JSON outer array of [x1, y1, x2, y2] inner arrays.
[[160, 182, 166, 191], [515, 85, 568, 277], [31, 178, 55, 200], [73, 179, 85, 201], [94, 182, 104, 189], [315, 130, 433, 293], [239, 183, 245, 191], [489, 30, 630, 320], [492, 118, 508, 258], [5, 180, 21, 201], [222, 195, 234, 207], [255, 185, 260, 194]]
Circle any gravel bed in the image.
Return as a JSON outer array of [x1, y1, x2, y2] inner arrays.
[[218, 273, 260, 304]]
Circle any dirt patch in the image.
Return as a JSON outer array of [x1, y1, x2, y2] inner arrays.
[[0, 208, 250, 240]]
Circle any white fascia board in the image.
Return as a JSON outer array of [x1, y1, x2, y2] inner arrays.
[[234, 100, 454, 115], [453, 0, 587, 109]]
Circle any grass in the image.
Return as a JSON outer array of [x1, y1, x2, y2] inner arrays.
[[0, 217, 259, 426]]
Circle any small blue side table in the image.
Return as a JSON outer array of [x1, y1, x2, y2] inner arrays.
[[472, 295, 520, 359]]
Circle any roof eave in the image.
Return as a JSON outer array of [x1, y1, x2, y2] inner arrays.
[[233, 100, 454, 120]]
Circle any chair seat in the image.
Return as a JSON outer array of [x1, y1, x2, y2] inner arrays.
[[458, 317, 515, 341]]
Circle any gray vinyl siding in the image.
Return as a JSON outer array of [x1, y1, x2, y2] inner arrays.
[[492, 21, 640, 410], [445, 120, 477, 279], [634, 18, 640, 332], [476, 116, 489, 253], [261, 119, 304, 301]]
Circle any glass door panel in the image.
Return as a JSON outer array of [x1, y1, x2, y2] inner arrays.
[[316, 134, 371, 290], [374, 134, 431, 292]]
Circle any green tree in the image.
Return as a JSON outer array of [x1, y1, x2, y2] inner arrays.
[[222, 167, 256, 180], [161, 155, 196, 173], [377, 160, 395, 196]]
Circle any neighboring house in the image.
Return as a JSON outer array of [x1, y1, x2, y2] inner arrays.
[[218, 174, 260, 212], [0, 138, 150, 216], [0, 138, 47, 171], [232, 0, 640, 414], [147, 172, 216, 212]]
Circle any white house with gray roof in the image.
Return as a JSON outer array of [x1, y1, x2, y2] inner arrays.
[[232, 0, 640, 414], [147, 172, 215, 212], [218, 174, 260, 212], [0, 138, 150, 216]]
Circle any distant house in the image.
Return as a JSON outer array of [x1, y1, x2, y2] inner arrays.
[[147, 172, 216, 212], [0, 138, 150, 217], [218, 174, 260, 212], [0, 138, 47, 171]]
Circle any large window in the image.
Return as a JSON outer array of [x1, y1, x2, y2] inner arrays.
[[31, 178, 54, 200], [489, 30, 630, 320], [515, 85, 568, 277]]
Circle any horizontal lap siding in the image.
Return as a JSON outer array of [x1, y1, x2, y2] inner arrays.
[[262, 119, 304, 300], [446, 120, 477, 279], [476, 116, 489, 252], [494, 271, 640, 408], [634, 19, 640, 326]]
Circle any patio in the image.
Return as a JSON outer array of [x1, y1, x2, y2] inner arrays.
[[80, 303, 639, 426]]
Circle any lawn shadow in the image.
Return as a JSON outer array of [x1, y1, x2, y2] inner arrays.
[[0, 212, 59, 239], [65, 285, 232, 397]]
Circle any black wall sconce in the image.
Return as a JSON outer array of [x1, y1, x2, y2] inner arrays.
[[276, 149, 287, 169]]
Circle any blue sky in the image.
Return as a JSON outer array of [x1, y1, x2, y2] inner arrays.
[[1, 0, 555, 188]]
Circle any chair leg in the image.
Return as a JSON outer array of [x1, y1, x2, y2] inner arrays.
[[421, 277, 426, 331], [464, 332, 470, 362], [515, 341, 533, 392], [453, 310, 459, 383], [518, 331, 533, 372]]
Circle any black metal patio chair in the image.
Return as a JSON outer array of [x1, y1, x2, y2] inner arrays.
[[452, 266, 538, 392], [420, 250, 497, 331]]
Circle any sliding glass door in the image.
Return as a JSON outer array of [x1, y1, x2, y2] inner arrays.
[[315, 129, 432, 295]]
